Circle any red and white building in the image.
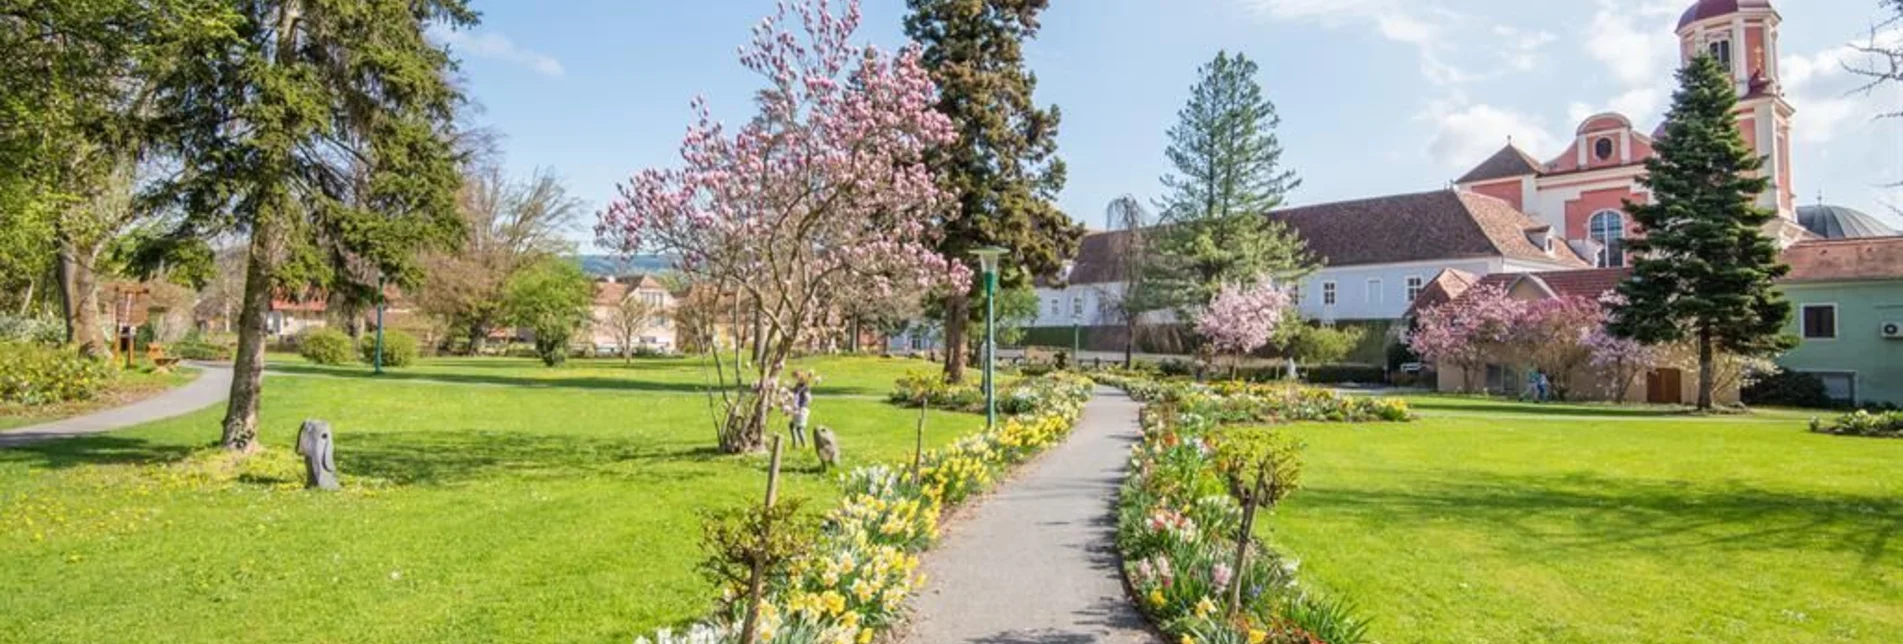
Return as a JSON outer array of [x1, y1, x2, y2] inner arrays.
[[1456, 0, 1812, 270]]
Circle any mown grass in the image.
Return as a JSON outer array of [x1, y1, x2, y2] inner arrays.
[[1260, 395, 1903, 643], [0, 355, 980, 642], [0, 366, 199, 432]]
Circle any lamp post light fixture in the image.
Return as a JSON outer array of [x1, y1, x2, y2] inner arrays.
[[972, 246, 1007, 429]]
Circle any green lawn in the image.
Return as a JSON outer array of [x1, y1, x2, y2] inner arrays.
[[0, 366, 200, 432], [0, 355, 979, 642], [1263, 395, 1903, 643]]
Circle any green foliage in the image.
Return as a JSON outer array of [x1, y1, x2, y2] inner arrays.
[[1213, 426, 1303, 508], [904, 0, 1081, 294], [1288, 324, 1364, 367], [361, 330, 420, 368], [503, 259, 595, 367], [1150, 51, 1314, 313], [1811, 410, 1903, 438], [1742, 368, 1834, 409], [0, 342, 117, 406], [0, 315, 65, 346], [973, 284, 1040, 349], [697, 499, 820, 610], [1611, 55, 1793, 407], [297, 329, 355, 366]]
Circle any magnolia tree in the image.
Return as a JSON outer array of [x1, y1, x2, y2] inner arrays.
[[1503, 295, 1605, 399], [1194, 279, 1292, 379], [1408, 284, 1522, 392], [598, 0, 967, 452]]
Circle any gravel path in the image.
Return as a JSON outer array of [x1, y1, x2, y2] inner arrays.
[[902, 386, 1156, 644], [0, 362, 232, 448]]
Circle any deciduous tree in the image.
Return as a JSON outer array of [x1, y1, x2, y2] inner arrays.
[[418, 166, 581, 353], [599, 0, 967, 453], [1408, 284, 1522, 393], [1610, 54, 1793, 410], [1194, 278, 1291, 379], [503, 258, 593, 367]]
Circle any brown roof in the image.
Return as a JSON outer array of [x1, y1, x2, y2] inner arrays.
[[1523, 267, 1632, 299], [1407, 268, 1481, 315], [1409, 267, 1630, 317], [1456, 144, 1544, 184], [1065, 189, 1586, 285], [593, 275, 665, 306], [1781, 237, 1903, 283]]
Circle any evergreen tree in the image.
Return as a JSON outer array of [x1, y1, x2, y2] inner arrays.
[[1151, 51, 1313, 315], [150, 0, 474, 451], [1611, 54, 1793, 410], [904, 0, 1082, 383]]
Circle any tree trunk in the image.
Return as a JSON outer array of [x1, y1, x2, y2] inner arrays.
[[942, 293, 970, 383], [56, 242, 107, 356], [1123, 317, 1137, 369], [1228, 496, 1259, 614], [1696, 326, 1715, 411], [221, 221, 280, 452]]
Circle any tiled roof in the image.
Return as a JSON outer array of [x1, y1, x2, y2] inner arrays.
[[1525, 267, 1633, 300], [1781, 237, 1903, 283], [593, 275, 666, 306], [1456, 145, 1544, 184], [1063, 190, 1586, 286], [1410, 267, 1631, 316], [1406, 268, 1481, 315]]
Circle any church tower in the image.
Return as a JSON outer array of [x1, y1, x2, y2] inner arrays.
[[1675, 0, 1797, 221]]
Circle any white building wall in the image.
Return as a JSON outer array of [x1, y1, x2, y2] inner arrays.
[[1292, 259, 1501, 321]]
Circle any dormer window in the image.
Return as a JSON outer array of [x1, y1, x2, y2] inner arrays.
[[1594, 137, 1615, 161]]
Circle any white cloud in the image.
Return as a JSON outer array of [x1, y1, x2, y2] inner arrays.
[[435, 29, 565, 78], [1494, 25, 1557, 72], [1421, 98, 1559, 170], [1584, 1, 1679, 87], [1233, 0, 1531, 87], [1779, 28, 1902, 144]]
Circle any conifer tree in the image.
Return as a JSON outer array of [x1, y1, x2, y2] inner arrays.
[[905, 0, 1082, 383], [1611, 54, 1792, 410], [1151, 51, 1312, 315], [151, 0, 475, 450]]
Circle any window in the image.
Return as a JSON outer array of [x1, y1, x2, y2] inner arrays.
[[1290, 285, 1303, 304], [1367, 278, 1383, 304], [1589, 210, 1627, 268], [639, 291, 664, 306], [1406, 276, 1425, 303], [1048, 298, 1060, 317], [1322, 282, 1337, 306], [1070, 294, 1084, 319], [1801, 305, 1837, 340], [1594, 137, 1615, 161], [1708, 39, 1732, 68]]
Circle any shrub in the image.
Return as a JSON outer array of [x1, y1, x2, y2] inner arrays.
[[1741, 368, 1834, 409], [360, 330, 420, 368], [0, 342, 117, 406], [1302, 364, 1386, 386], [0, 314, 65, 346], [171, 339, 232, 361], [297, 329, 354, 365], [1811, 410, 1903, 438]]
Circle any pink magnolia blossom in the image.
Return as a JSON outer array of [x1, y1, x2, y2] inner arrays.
[[1195, 279, 1293, 359], [1408, 284, 1522, 392], [595, 0, 970, 449]]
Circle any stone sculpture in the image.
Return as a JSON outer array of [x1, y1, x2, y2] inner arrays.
[[813, 426, 840, 472], [296, 419, 340, 491]]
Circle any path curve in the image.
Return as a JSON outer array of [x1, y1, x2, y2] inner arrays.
[[0, 362, 232, 448], [902, 386, 1157, 643]]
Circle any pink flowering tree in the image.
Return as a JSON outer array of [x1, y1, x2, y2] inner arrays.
[[597, 0, 968, 452], [1588, 292, 1659, 403], [1504, 295, 1606, 400], [1194, 279, 1292, 380], [1408, 284, 1522, 393]]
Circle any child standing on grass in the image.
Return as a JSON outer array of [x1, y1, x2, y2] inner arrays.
[[788, 371, 814, 448]]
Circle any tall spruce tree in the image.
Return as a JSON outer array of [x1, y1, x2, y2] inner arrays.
[[1151, 51, 1313, 315], [904, 0, 1082, 383], [151, 0, 474, 450], [1611, 54, 1792, 410]]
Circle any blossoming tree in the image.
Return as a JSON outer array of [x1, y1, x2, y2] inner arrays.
[[1408, 284, 1522, 393], [1194, 279, 1292, 380], [598, 0, 968, 452], [1503, 295, 1606, 400]]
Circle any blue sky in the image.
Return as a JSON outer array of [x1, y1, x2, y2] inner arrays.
[[440, 0, 1903, 243]]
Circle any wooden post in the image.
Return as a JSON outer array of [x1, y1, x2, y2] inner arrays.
[[1228, 465, 1264, 615], [738, 436, 784, 643], [912, 393, 928, 487]]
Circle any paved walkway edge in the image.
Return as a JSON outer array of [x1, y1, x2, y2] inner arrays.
[[900, 386, 1158, 643], [0, 362, 232, 448]]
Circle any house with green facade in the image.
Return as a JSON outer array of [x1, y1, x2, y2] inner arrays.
[[1776, 237, 1903, 406]]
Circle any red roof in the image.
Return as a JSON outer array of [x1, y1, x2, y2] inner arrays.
[[1781, 237, 1903, 283], [1678, 0, 1775, 30]]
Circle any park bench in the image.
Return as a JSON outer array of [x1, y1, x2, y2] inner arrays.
[[146, 343, 182, 373]]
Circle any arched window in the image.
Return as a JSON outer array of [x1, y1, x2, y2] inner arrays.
[[1594, 137, 1615, 161], [1590, 210, 1627, 268]]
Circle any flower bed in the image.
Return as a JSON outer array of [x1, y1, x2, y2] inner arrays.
[[638, 372, 1094, 644], [1811, 410, 1903, 438], [888, 370, 1074, 416], [1113, 377, 1412, 644]]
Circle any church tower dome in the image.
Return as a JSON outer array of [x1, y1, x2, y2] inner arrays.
[[1677, 0, 1776, 32], [1673, 0, 1795, 220]]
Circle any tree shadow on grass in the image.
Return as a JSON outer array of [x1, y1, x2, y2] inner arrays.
[[1405, 397, 1706, 419], [338, 430, 737, 486], [0, 434, 199, 469], [267, 363, 889, 397], [1292, 469, 1902, 568]]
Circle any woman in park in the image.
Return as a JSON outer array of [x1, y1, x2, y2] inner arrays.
[[787, 370, 815, 448]]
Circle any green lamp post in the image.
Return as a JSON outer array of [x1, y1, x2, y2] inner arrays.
[[972, 247, 1007, 429], [373, 273, 386, 375]]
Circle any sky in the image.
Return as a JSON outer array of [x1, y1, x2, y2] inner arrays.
[[439, 0, 1903, 244]]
